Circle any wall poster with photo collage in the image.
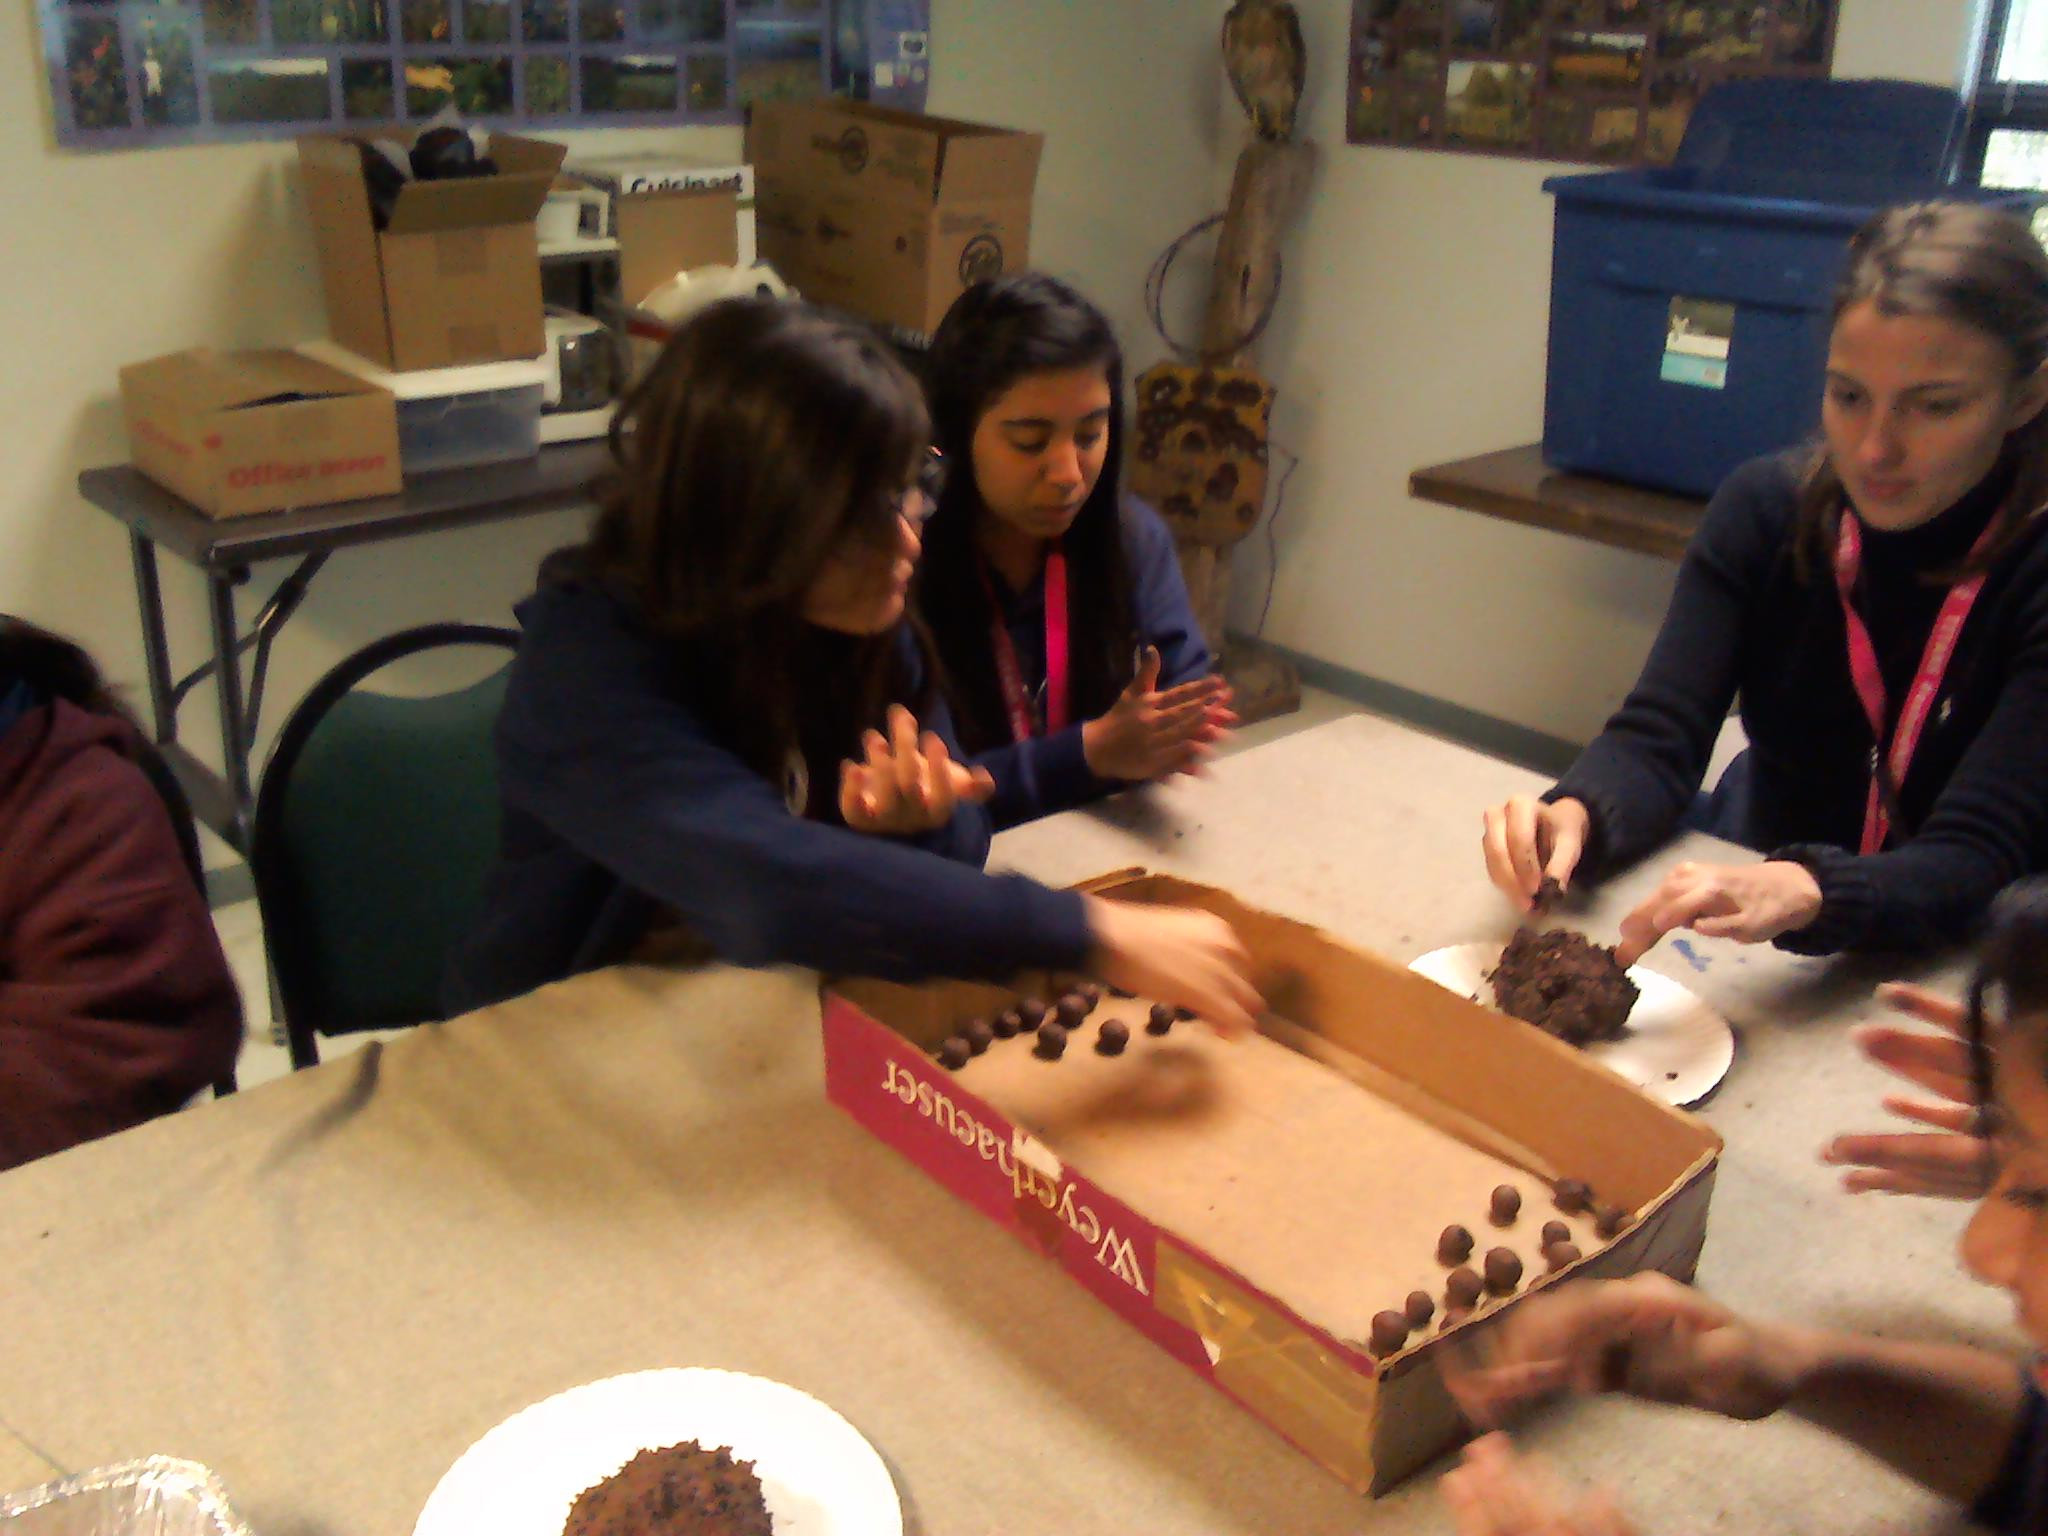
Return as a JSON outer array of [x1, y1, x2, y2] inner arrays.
[[1348, 0, 1836, 165], [38, 0, 929, 150]]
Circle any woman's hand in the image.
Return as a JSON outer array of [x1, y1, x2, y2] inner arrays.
[[839, 705, 995, 837], [1612, 859, 1822, 967], [1822, 981, 1992, 1200], [1444, 1272, 1802, 1431], [1443, 1434, 1642, 1536], [1482, 796, 1591, 912], [1084, 896, 1260, 1037], [1082, 647, 1236, 782]]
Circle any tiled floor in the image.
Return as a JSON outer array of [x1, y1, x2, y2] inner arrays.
[[203, 684, 1367, 1092]]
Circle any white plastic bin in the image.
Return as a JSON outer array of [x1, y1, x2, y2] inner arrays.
[[296, 341, 545, 475]]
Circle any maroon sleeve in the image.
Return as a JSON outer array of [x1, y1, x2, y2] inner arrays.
[[0, 743, 244, 1169]]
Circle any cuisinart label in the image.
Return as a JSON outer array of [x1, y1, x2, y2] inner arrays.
[[1660, 296, 1734, 390]]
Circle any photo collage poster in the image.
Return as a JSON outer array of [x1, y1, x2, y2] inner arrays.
[[1348, 0, 1836, 165]]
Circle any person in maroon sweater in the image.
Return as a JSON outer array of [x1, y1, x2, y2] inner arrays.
[[0, 619, 242, 1171]]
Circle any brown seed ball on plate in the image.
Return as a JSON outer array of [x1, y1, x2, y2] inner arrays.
[[1174, 1006, 1197, 1021], [1096, 1019, 1130, 1055], [1033, 1022, 1068, 1060], [1489, 1184, 1522, 1225], [1438, 1224, 1475, 1265], [962, 1019, 995, 1055], [1554, 1178, 1593, 1214], [1484, 1248, 1523, 1295], [1541, 1220, 1571, 1248], [1544, 1240, 1582, 1271], [1445, 1267, 1484, 1309], [1440, 1303, 1472, 1332], [1404, 1290, 1436, 1328], [1369, 1310, 1411, 1357], [1595, 1205, 1632, 1238], [1108, 984, 1137, 999], [936, 1037, 970, 1069], [1146, 1002, 1176, 1035], [991, 1008, 1023, 1039], [1076, 982, 1103, 1008], [1015, 997, 1047, 1029], [1055, 994, 1089, 1028]]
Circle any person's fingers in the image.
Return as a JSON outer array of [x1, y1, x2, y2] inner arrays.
[[861, 728, 890, 768], [1131, 645, 1162, 697], [1876, 980, 1969, 1034], [1852, 1025, 1976, 1102], [1153, 673, 1221, 708], [886, 705, 921, 801], [1482, 806, 1533, 909], [1542, 814, 1585, 892], [1503, 797, 1545, 897], [837, 760, 867, 826], [1617, 879, 1721, 965], [1148, 694, 1215, 734], [1880, 1096, 1978, 1131], [958, 764, 997, 803], [919, 731, 953, 815]]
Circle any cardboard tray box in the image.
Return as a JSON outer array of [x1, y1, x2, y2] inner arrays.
[[748, 100, 1042, 337], [823, 870, 1722, 1495], [119, 349, 401, 518], [298, 129, 566, 372]]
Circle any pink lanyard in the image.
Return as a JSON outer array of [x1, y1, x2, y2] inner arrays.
[[1832, 509, 1993, 854], [980, 549, 1070, 744]]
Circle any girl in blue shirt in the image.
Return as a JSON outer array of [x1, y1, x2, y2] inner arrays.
[[916, 273, 1234, 828], [448, 299, 1257, 1031]]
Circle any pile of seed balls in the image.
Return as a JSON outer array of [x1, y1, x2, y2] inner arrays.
[[1368, 1176, 1634, 1357], [933, 983, 1196, 1069]]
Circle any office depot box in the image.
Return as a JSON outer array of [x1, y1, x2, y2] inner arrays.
[[749, 100, 1041, 337], [298, 129, 567, 372], [823, 870, 1722, 1494], [1541, 79, 2034, 497], [120, 349, 401, 517]]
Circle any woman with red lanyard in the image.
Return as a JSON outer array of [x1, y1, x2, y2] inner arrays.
[[916, 273, 1235, 829], [1481, 201, 2048, 962]]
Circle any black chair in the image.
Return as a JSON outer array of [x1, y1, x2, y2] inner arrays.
[[251, 623, 519, 1069]]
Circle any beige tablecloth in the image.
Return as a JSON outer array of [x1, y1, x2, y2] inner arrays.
[[0, 716, 2004, 1535]]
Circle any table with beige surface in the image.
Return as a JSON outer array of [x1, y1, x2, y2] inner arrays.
[[0, 716, 2010, 1535]]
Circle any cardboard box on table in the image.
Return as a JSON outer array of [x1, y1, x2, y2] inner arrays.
[[119, 349, 401, 518], [297, 129, 566, 372], [568, 157, 755, 310], [823, 871, 1722, 1495], [747, 100, 1041, 338]]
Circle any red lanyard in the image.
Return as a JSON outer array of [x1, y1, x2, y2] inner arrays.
[[1832, 508, 1993, 854], [980, 549, 1070, 744]]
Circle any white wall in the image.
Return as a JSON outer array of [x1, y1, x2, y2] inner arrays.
[[0, 1, 1221, 790], [0, 0, 1982, 794], [1223, 0, 1981, 745]]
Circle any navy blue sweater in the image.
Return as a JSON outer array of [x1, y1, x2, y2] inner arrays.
[[1973, 1364, 2048, 1535], [443, 580, 1094, 1014], [1549, 452, 2048, 954], [962, 499, 1212, 829]]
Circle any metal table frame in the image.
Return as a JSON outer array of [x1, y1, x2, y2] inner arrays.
[[79, 441, 610, 853]]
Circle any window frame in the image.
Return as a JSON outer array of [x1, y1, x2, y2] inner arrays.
[[1964, 0, 2048, 185]]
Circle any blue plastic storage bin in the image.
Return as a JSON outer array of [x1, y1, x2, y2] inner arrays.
[[1541, 79, 2035, 499]]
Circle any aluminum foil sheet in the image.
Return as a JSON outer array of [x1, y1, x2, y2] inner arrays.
[[1, 1457, 252, 1535]]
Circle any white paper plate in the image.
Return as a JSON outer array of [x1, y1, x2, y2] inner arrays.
[[414, 1368, 901, 1536], [1408, 942, 1734, 1107]]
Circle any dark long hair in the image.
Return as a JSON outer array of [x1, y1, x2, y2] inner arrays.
[[1794, 201, 2048, 581], [1966, 876, 2048, 1132], [917, 273, 1138, 755], [564, 298, 934, 801]]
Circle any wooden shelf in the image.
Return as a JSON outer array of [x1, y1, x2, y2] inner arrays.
[[1408, 443, 1706, 562]]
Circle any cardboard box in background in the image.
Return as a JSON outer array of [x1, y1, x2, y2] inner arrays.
[[569, 158, 757, 311], [298, 130, 565, 371], [120, 349, 402, 518], [748, 100, 1042, 337], [823, 871, 1722, 1495]]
